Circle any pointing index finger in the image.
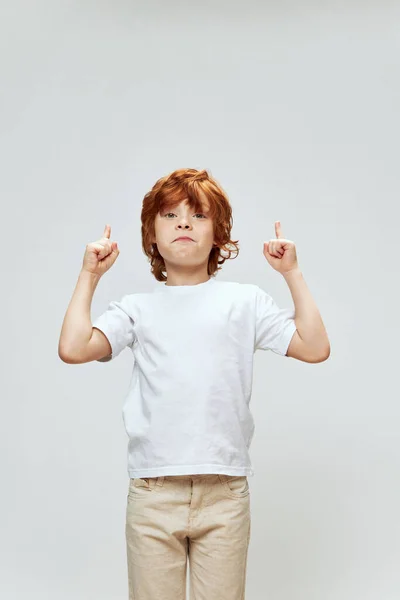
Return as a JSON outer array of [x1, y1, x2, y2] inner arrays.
[[103, 224, 111, 239], [275, 221, 283, 239]]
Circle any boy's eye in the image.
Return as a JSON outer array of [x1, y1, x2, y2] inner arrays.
[[164, 213, 206, 218]]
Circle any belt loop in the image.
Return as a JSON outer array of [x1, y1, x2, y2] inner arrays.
[[156, 476, 164, 487]]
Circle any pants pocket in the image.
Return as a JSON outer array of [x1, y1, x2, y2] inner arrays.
[[128, 477, 155, 499], [218, 475, 250, 499]]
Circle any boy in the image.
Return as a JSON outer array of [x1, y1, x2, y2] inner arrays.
[[58, 168, 330, 599]]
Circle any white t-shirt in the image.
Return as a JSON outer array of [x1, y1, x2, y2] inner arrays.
[[92, 276, 296, 478]]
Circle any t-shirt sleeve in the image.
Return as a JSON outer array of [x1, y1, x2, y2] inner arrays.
[[254, 285, 297, 356], [92, 295, 136, 362]]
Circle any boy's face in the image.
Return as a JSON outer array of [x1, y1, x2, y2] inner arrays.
[[153, 197, 216, 272]]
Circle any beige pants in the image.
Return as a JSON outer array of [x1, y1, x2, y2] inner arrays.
[[125, 473, 251, 599]]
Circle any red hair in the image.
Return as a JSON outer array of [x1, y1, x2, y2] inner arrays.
[[141, 168, 240, 281]]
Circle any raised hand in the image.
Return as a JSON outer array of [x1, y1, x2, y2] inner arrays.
[[82, 224, 120, 277], [263, 221, 299, 275]]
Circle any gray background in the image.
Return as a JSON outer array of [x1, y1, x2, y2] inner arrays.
[[1, 1, 399, 598]]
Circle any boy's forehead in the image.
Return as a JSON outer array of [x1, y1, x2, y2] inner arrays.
[[165, 198, 210, 212]]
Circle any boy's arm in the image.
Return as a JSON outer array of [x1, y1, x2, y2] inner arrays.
[[263, 221, 329, 363], [58, 269, 111, 364], [283, 269, 330, 363]]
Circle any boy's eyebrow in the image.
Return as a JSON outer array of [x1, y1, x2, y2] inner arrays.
[[163, 206, 211, 213]]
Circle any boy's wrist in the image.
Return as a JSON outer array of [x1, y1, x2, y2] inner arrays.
[[79, 269, 102, 282], [282, 268, 302, 280], [78, 269, 102, 293]]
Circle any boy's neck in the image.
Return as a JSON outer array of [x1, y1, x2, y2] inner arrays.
[[165, 273, 211, 287]]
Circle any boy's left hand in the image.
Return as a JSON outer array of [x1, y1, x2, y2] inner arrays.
[[263, 221, 299, 275]]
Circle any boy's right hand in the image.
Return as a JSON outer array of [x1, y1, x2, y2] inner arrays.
[[82, 224, 119, 277]]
